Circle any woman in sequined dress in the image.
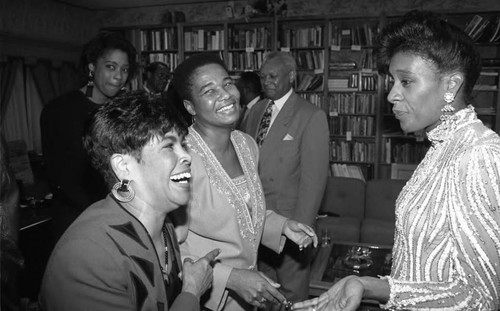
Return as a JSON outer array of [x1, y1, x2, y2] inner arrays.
[[293, 10, 500, 311], [170, 54, 318, 311]]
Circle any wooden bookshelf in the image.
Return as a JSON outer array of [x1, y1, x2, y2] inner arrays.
[[106, 10, 500, 180]]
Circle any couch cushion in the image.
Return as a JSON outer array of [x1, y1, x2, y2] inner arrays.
[[360, 218, 394, 246], [320, 177, 365, 219], [364, 179, 406, 221]]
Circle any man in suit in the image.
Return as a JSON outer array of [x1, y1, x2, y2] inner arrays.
[[242, 52, 329, 307], [235, 71, 262, 130]]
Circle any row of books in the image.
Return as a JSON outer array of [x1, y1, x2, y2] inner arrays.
[[464, 15, 500, 42], [141, 53, 179, 70], [328, 73, 377, 91], [382, 138, 429, 164], [330, 163, 366, 182], [296, 74, 324, 91], [227, 51, 268, 71], [329, 140, 375, 162], [329, 115, 375, 136], [329, 24, 378, 47], [329, 49, 375, 70], [140, 29, 178, 51], [299, 93, 326, 110], [279, 26, 324, 48], [473, 71, 499, 91], [228, 27, 271, 49], [327, 93, 376, 115], [293, 50, 324, 70], [184, 29, 225, 51]]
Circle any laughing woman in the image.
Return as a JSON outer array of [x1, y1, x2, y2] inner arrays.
[[170, 54, 318, 311], [40, 92, 220, 311]]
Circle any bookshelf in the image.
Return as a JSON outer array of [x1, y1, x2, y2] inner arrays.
[[109, 10, 500, 180], [227, 17, 274, 72], [276, 17, 328, 115], [326, 16, 381, 180]]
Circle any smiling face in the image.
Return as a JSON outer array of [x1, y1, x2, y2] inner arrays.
[[128, 130, 191, 212], [259, 57, 294, 100], [387, 52, 446, 134], [184, 63, 241, 129], [89, 49, 130, 103]]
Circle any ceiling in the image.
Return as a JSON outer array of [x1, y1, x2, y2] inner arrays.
[[55, 0, 227, 10]]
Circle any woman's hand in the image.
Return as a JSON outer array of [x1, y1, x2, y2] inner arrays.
[[227, 268, 287, 309], [292, 276, 363, 311], [283, 219, 318, 250], [181, 248, 220, 299]]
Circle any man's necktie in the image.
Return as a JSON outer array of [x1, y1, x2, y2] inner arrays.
[[255, 100, 275, 146]]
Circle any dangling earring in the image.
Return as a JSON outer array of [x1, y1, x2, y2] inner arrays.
[[191, 115, 196, 125], [86, 71, 94, 98], [112, 179, 135, 202], [444, 92, 455, 104], [440, 92, 456, 122]]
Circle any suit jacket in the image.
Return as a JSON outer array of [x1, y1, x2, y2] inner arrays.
[[176, 128, 287, 311], [40, 195, 197, 311], [242, 91, 329, 226]]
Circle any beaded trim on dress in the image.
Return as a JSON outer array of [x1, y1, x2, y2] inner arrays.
[[187, 128, 265, 249]]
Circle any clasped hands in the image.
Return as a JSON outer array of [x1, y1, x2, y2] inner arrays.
[[283, 219, 318, 251]]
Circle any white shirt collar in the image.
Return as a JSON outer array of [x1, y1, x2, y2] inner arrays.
[[272, 88, 293, 111]]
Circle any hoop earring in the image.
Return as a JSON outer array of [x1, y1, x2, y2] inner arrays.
[[86, 71, 94, 98], [112, 179, 135, 202]]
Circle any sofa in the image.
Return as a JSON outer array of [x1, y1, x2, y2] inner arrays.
[[315, 176, 407, 246]]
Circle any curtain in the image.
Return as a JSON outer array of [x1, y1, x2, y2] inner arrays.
[[0, 59, 21, 125], [1, 58, 78, 153], [25, 68, 44, 153], [31, 61, 79, 106], [3, 62, 31, 148]]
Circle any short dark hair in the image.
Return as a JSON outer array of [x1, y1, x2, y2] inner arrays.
[[171, 53, 228, 102], [237, 71, 262, 93], [83, 91, 188, 188], [79, 31, 138, 85], [145, 62, 170, 75], [375, 10, 482, 102]]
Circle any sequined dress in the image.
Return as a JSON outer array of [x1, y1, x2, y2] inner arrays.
[[382, 106, 500, 310]]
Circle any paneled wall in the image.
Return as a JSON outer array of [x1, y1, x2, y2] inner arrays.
[[1, 0, 98, 62], [97, 0, 500, 28], [2, 0, 500, 61]]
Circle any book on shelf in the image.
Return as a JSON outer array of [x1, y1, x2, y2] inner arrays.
[[329, 140, 375, 163], [330, 163, 366, 182], [488, 16, 500, 42], [464, 14, 491, 41], [297, 74, 323, 91], [328, 93, 376, 115], [390, 163, 417, 180], [141, 28, 177, 51], [474, 71, 499, 91]]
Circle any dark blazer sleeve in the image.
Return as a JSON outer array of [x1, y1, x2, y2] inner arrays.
[[293, 108, 329, 226]]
